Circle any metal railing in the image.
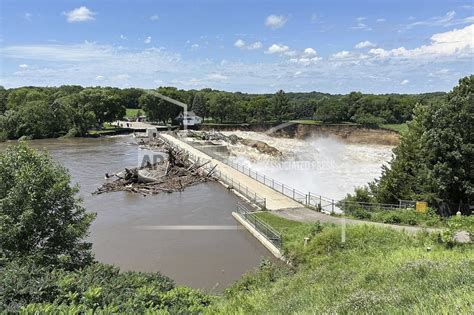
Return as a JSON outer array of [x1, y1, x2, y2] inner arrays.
[[227, 161, 308, 204], [236, 202, 282, 249], [166, 133, 417, 213], [158, 134, 267, 209]]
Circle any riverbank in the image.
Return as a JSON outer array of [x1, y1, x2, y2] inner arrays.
[[208, 213, 473, 313], [0, 136, 274, 290], [200, 122, 400, 146]]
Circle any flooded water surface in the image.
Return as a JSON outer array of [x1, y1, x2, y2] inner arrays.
[[0, 136, 271, 291]]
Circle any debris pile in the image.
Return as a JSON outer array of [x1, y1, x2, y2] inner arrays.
[[94, 146, 216, 196]]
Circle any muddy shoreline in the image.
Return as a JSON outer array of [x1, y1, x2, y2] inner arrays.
[[199, 123, 400, 146]]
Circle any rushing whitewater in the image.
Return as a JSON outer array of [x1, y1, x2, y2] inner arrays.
[[220, 131, 394, 200]]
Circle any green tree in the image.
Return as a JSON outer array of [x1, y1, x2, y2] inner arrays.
[[139, 93, 161, 122], [0, 145, 96, 268], [293, 100, 316, 119], [79, 89, 126, 126], [139, 91, 181, 124], [368, 76, 473, 206], [191, 93, 207, 118], [0, 86, 7, 114], [247, 96, 271, 123], [208, 92, 235, 122], [315, 97, 348, 123], [120, 88, 144, 109], [272, 90, 290, 122]]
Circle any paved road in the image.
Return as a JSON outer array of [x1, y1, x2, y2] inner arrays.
[[161, 133, 303, 211]]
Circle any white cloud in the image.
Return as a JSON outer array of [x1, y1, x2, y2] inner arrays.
[[24, 13, 32, 21], [150, 14, 159, 21], [1, 42, 115, 61], [369, 24, 474, 59], [247, 41, 262, 50], [207, 73, 228, 81], [302, 48, 317, 57], [266, 43, 289, 54], [95, 75, 105, 80], [376, 18, 386, 23], [331, 50, 352, 59], [191, 43, 199, 50], [64, 6, 96, 23], [289, 56, 321, 65], [19, 64, 28, 69], [400, 79, 409, 85], [120, 34, 127, 40], [112, 74, 130, 81], [407, 10, 473, 28], [234, 39, 262, 50], [436, 68, 450, 74], [288, 48, 321, 65], [351, 22, 372, 31], [357, 17, 366, 21], [234, 39, 245, 48], [1, 34, 471, 94], [355, 41, 376, 49], [144, 36, 152, 44], [311, 13, 321, 23], [265, 15, 287, 29]]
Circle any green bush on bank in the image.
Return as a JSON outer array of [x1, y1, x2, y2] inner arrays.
[[345, 207, 443, 227], [208, 214, 473, 314], [0, 261, 211, 313]]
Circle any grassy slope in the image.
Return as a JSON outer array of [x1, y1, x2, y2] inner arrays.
[[381, 123, 409, 134], [209, 213, 473, 314]]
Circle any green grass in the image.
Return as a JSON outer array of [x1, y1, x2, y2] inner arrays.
[[290, 120, 360, 126], [208, 213, 473, 314], [381, 123, 409, 134], [201, 122, 250, 127], [343, 207, 445, 227], [125, 108, 142, 118], [289, 119, 323, 125]]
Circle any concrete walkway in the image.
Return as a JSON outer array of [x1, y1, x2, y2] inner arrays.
[[161, 133, 440, 234], [161, 133, 303, 211]]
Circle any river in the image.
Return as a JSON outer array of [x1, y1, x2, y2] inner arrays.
[[0, 136, 272, 291]]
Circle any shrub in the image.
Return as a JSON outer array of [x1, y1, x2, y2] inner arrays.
[[160, 287, 211, 314], [0, 260, 180, 313], [350, 208, 372, 220]]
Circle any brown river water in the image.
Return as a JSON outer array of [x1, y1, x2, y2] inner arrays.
[[0, 136, 272, 291]]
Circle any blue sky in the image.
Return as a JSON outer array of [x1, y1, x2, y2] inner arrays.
[[1, 0, 473, 93]]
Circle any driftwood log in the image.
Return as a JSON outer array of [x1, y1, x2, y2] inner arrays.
[[94, 141, 216, 196]]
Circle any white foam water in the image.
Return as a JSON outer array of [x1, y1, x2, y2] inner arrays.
[[222, 131, 394, 200]]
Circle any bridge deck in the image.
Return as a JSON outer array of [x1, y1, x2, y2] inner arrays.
[[161, 134, 303, 211]]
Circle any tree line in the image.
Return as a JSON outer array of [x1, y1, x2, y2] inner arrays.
[[0, 84, 446, 140], [346, 76, 473, 212]]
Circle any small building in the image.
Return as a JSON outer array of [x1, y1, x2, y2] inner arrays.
[[135, 115, 147, 122], [175, 111, 203, 127], [146, 127, 158, 139]]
